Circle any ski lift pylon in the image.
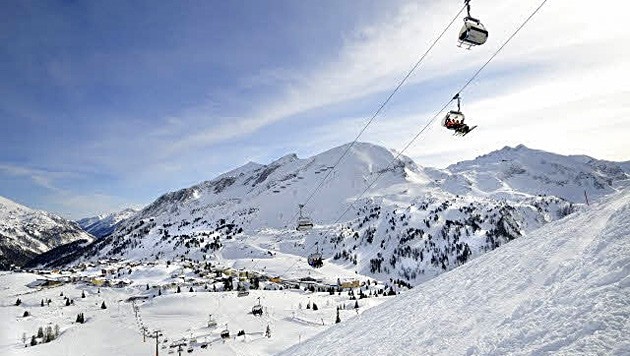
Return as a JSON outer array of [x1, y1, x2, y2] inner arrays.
[[458, 0, 488, 49]]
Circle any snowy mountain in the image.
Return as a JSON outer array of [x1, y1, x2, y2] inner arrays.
[[48, 142, 629, 287], [0, 196, 94, 269], [435, 144, 629, 202], [282, 189, 630, 355], [77, 208, 138, 238]]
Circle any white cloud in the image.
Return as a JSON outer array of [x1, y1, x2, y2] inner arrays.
[[156, 0, 629, 163]]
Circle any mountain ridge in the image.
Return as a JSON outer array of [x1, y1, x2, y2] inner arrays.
[[37, 142, 628, 286], [0, 195, 94, 269]]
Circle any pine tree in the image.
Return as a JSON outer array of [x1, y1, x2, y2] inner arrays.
[[81, 291, 85, 298], [37, 327, 44, 338], [354, 300, 359, 309], [176, 286, 181, 293], [312, 303, 318, 311], [65, 299, 71, 306], [101, 301, 107, 309], [30, 335, 37, 346], [189, 287, 194, 292], [146, 284, 150, 290], [44, 326, 53, 342], [54, 324, 60, 338], [41, 299, 44, 307], [23, 310, 30, 317], [60, 292, 63, 297], [22, 332, 27, 344], [15, 298, 21, 306], [335, 308, 341, 324], [158, 289, 162, 296], [265, 325, 271, 338]]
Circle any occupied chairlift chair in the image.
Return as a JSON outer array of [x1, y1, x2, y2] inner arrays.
[[252, 297, 264, 316], [441, 94, 472, 135], [307, 246, 324, 268]]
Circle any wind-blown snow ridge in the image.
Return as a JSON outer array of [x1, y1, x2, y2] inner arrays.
[[282, 189, 630, 356]]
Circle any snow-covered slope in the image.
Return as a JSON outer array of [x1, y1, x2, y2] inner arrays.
[[436, 144, 629, 202], [0, 196, 94, 269], [282, 189, 630, 355], [55, 143, 600, 287], [77, 208, 138, 238]]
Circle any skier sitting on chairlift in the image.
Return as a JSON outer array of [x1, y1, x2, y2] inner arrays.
[[442, 94, 475, 136]]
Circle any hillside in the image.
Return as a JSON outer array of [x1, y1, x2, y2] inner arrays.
[[76, 208, 138, 238], [437, 144, 629, 202], [0, 196, 94, 269], [282, 190, 630, 355], [47, 142, 629, 287]]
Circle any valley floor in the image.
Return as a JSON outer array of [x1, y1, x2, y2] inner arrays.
[[0, 269, 390, 356]]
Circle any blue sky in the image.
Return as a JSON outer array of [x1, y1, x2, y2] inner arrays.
[[1, 0, 628, 218]]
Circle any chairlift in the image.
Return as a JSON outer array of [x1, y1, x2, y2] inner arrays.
[[236, 282, 249, 297], [307, 247, 324, 268], [442, 94, 474, 135], [458, 0, 488, 49], [220, 324, 230, 339], [207, 314, 218, 328], [442, 94, 465, 128], [252, 297, 264, 316], [296, 204, 314, 231]]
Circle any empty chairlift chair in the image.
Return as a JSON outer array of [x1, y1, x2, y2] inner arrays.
[[296, 204, 314, 231], [207, 314, 217, 328], [236, 282, 249, 297], [458, 0, 488, 49]]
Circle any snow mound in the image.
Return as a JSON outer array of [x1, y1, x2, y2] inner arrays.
[[282, 189, 630, 356]]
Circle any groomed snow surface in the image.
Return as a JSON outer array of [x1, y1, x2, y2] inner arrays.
[[283, 190, 630, 356]]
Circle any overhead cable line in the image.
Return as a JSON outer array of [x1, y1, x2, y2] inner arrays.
[[295, 3, 468, 215], [278, 0, 550, 278]]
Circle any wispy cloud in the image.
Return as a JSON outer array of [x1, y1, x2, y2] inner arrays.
[[0, 164, 73, 191]]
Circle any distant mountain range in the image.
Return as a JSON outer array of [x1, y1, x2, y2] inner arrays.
[[0, 196, 93, 269], [23, 142, 627, 285], [77, 208, 139, 238]]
